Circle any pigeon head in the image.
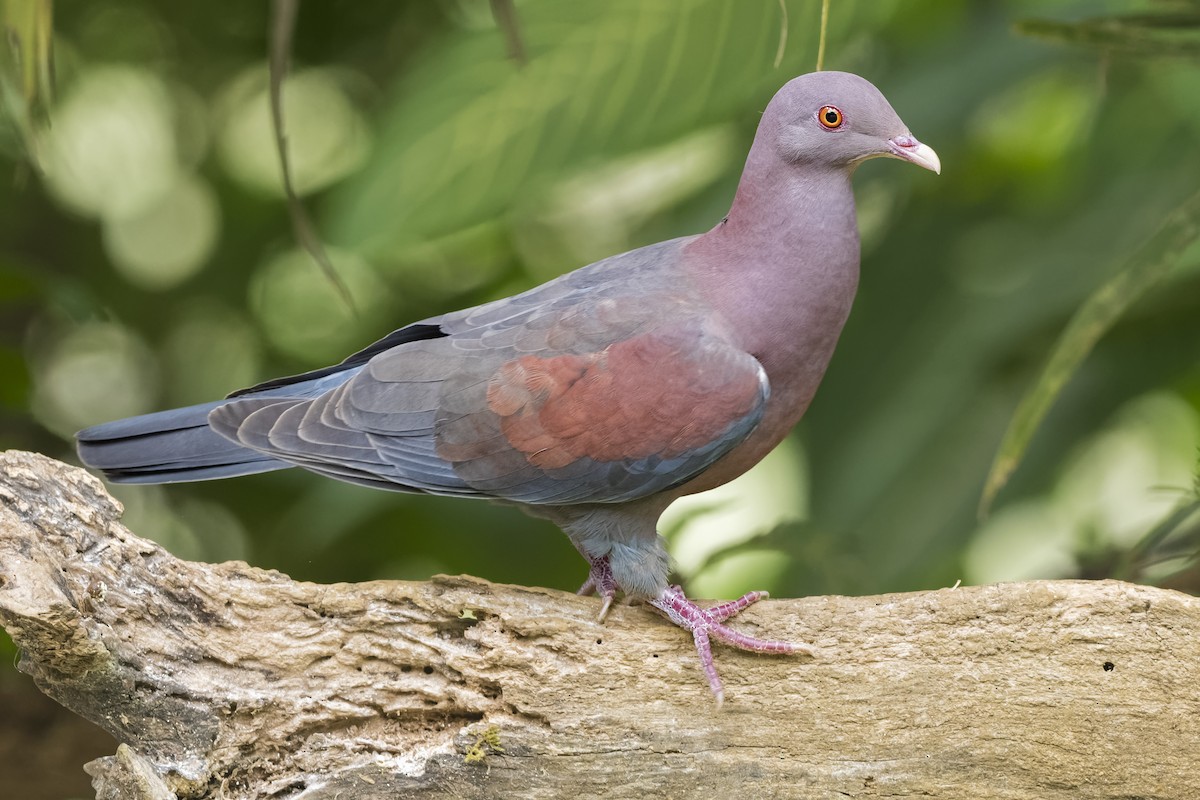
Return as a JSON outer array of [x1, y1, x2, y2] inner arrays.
[[765, 71, 940, 174]]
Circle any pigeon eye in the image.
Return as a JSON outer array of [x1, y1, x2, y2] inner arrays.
[[817, 105, 844, 129]]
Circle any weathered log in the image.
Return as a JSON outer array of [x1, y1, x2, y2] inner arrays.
[[1, 449, 1197, 799]]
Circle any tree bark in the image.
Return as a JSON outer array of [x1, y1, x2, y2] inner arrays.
[[1, 449, 1198, 800]]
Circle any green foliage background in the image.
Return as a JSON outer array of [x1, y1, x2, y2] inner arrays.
[[2, 0, 1200, 791]]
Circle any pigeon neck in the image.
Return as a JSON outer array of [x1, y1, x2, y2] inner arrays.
[[687, 139, 861, 311], [712, 144, 858, 258], [685, 139, 862, 384]]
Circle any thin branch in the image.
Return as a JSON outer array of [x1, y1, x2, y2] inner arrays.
[[268, 0, 357, 314]]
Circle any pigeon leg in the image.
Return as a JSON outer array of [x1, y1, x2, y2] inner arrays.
[[576, 555, 619, 621], [650, 584, 812, 706]]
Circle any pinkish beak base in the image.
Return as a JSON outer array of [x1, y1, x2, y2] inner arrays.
[[887, 134, 941, 174]]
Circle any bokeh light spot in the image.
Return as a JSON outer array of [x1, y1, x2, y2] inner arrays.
[[969, 70, 1098, 170], [1055, 392, 1200, 547], [965, 501, 1075, 583], [103, 173, 220, 291], [32, 322, 159, 437], [688, 550, 790, 600], [250, 248, 388, 363], [664, 437, 807, 597], [967, 392, 1200, 584], [163, 302, 262, 404], [43, 66, 180, 220], [515, 126, 735, 278], [216, 66, 371, 197]]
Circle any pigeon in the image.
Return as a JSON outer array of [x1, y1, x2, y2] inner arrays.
[[77, 71, 939, 704]]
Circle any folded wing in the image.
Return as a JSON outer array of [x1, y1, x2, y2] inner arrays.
[[210, 246, 768, 505]]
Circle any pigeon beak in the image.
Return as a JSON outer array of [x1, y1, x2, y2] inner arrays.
[[886, 134, 941, 174]]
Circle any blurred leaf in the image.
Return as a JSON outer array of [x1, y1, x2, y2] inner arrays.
[[329, 0, 818, 257], [981, 189, 1200, 516], [1016, 13, 1200, 58], [0, 0, 53, 166]]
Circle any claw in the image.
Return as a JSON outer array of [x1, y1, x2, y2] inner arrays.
[[650, 584, 811, 704], [597, 593, 614, 622]]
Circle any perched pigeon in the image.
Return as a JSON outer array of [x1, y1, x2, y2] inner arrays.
[[77, 71, 939, 704]]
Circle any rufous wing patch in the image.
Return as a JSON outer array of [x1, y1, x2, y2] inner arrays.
[[482, 333, 761, 470]]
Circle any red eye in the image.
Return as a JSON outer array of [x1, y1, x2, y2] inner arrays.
[[817, 105, 844, 129]]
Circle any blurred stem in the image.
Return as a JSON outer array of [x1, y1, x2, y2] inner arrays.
[[816, 0, 830, 70], [774, 0, 788, 69], [489, 0, 527, 65], [268, 0, 358, 314]]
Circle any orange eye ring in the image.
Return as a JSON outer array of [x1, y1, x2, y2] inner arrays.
[[817, 105, 844, 129]]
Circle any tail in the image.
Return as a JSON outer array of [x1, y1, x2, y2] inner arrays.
[[76, 400, 292, 484], [75, 334, 395, 485]]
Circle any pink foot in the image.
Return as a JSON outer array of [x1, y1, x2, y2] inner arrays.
[[576, 556, 618, 621], [650, 584, 812, 706]]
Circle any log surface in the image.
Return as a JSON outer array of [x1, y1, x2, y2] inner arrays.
[[1, 449, 1198, 799]]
